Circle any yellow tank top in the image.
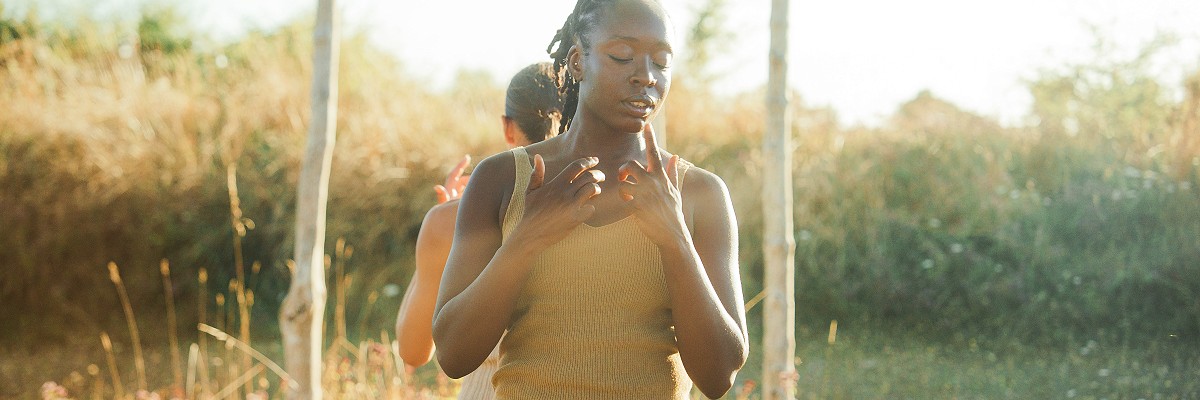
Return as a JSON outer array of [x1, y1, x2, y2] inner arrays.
[[493, 147, 693, 399]]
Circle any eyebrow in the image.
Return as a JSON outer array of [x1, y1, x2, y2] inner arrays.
[[608, 35, 673, 52]]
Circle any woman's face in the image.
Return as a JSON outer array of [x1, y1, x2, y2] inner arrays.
[[572, 0, 674, 134]]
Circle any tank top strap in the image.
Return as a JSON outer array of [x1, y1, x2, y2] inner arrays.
[[502, 147, 531, 240], [675, 157, 694, 193]]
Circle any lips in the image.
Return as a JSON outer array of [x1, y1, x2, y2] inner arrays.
[[622, 94, 659, 117]]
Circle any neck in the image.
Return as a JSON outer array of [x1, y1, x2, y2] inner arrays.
[[557, 113, 648, 163]]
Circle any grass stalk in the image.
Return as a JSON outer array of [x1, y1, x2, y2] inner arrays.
[[335, 237, 348, 341], [357, 289, 378, 346], [198, 323, 299, 390], [381, 331, 394, 396], [196, 267, 213, 396], [214, 292, 227, 390], [87, 364, 102, 400], [224, 163, 254, 398], [821, 320, 837, 399], [106, 262, 147, 392], [99, 332, 124, 399], [159, 259, 184, 392], [185, 343, 198, 399], [744, 289, 767, 311], [213, 364, 265, 400], [356, 342, 370, 397]]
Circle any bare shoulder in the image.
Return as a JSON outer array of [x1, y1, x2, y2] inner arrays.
[[681, 163, 731, 203], [457, 149, 519, 226], [421, 200, 460, 238], [467, 150, 517, 194]]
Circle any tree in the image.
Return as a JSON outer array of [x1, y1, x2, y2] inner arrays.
[[762, 0, 797, 398], [279, 0, 339, 398]]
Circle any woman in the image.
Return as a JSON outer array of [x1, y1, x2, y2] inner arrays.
[[394, 62, 564, 398], [433, 1, 748, 398]]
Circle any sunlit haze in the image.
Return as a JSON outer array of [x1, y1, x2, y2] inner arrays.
[[11, 0, 1200, 126]]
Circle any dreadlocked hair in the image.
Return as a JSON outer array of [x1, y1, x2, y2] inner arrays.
[[546, 0, 615, 134]]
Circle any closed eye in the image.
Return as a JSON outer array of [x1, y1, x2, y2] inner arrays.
[[609, 55, 633, 63]]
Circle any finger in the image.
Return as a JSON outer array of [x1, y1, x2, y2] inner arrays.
[[434, 185, 448, 204], [642, 124, 662, 172], [560, 157, 600, 185], [618, 180, 636, 201], [573, 181, 602, 204], [619, 160, 648, 183], [666, 155, 679, 188], [454, 175, 471, 191], [569, 169, 606, 188], [446, 155, 471, 186], [528, 154, 545, 191]]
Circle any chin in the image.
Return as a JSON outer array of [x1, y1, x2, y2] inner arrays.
[[606, 117, 647, 134], [625, 119, 650, 134]]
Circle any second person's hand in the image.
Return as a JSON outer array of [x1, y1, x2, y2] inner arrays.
[[434, 155, 472, 203]]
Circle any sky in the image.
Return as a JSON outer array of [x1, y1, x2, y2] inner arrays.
[[10, 0, 1200, 126]]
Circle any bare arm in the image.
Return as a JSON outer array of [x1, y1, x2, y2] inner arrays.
[[394, 201, 457, 367], [432, 152, 604, 378], [664, 169, 747, 398], [618, 127, 747, 398]]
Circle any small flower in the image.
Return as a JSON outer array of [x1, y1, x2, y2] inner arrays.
[[40, 381, 69, 400], [135, 390, 161, 400]]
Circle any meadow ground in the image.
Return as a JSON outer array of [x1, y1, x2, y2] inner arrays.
[[6, 322, 1198, 399]]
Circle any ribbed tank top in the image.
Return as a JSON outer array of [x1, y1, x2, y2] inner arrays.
[[493, 147, 693, 399], [456, 346, 499, 399]]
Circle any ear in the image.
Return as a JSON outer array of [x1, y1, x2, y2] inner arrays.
[[567, 45, 584, 82], [502, 116, 519, 147]]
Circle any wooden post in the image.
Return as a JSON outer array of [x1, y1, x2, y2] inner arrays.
[[279, 0, 339, 398], [762, 0, 796, 398]]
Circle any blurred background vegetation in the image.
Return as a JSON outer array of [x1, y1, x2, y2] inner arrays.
[[1, 2, 1198, 399]]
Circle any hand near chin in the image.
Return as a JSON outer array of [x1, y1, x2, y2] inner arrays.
[[514, 154, 606, 249], [619, 125, 687, 247]]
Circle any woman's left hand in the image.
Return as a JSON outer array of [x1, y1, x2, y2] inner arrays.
[[618, 124, 688, 247]]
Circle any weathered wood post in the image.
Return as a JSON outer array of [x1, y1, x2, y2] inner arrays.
[[279, 0, 339, 398], [762, 0, 796, 398]]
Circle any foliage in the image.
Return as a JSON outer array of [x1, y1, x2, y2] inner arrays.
[[0, 10, 503, 347]]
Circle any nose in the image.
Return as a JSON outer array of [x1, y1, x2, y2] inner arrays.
[[630, 56, 657, 88]]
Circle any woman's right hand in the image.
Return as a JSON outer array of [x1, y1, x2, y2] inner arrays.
[[513, 154, 605, 249]]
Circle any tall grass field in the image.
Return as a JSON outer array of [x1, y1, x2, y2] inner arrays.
[[1, 7, 1198, 399]]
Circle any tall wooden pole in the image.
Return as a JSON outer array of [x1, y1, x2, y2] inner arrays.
[[279, 0, 339, 398], [762, 0, 796, 398]]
